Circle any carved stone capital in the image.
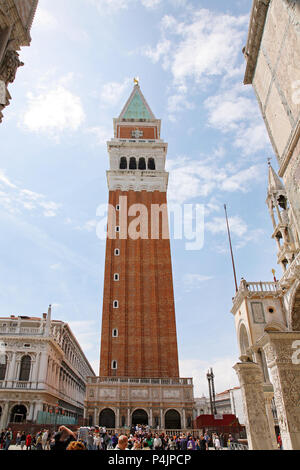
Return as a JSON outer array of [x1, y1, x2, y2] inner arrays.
[[0, 50, 24, 85]]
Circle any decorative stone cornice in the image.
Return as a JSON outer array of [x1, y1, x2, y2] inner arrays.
[[243, 0, 271, 85], [278, 120, 300, 177], [107, 170, 169, 192]]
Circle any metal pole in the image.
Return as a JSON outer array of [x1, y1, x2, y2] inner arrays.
[[224, 204, 238, 293]]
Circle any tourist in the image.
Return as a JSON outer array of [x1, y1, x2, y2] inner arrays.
[[4, 428, 12, 451], [214, 435, 221, 450], [50, 425, 76, 451], [26, 433, 32, 451], [67, 441, 86, 451], [153, 433, 162, 450], [86, 431, 95, 450], [187, 436, 195, 450], [115, 435, 128, 450], [142, 440, 151, 450], [42, 429, 48, 450], [199, 435, 207, 451], [16, 431, 21, 446], [35, 431, 43, 450], [20, 431, 26, 450], [169, 437, 177, 450]]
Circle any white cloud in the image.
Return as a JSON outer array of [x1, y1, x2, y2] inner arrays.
[[204, 87, 271, 155], [0, 169, 61, 218], [22, 85, 85, 138], [68, 321, 99, 355], [143, 10, 248, 86], [141, 0, 162, 8], [144, 39, 171, 64], [182, 273, 213, 292], [167, 157, 263, 204], [100, 78, 131, 108], [34, 7, 59, 31], [180, 357, 239, 397], [86, 126, 111, 146], [76, 219, 98, 232], [206, 215, 247, 237]]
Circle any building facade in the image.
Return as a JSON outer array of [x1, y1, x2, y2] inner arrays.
[[0, 0, 38, 122], [230, 0, 300, 451], [0, 306, 95, 429], [85, 82, 194, 430], [231, 164, 300, 450], [243, 0, 300, 233]]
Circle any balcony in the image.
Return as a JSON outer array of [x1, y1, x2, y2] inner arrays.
[[87, 377, 193, 386], [232, 279, 282, 314]]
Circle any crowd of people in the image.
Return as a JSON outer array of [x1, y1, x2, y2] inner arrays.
[[0, 424, 239, 451]]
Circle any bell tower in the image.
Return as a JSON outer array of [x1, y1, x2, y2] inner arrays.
[[99, 81, 179, 378], [85, 82, 194, 431], [266, 163, 300, 272]]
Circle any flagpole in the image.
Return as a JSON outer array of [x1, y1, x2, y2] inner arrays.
[[224, 204, 238, 293]]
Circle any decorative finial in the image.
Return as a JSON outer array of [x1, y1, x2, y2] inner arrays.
[[272, 269, 277, 282], [267, 157, 272, 166], [133, 77, 139, 86]]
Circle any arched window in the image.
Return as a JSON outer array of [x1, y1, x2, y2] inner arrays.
[[112, 329, 118, 338], [113, 300, 119, 309], [111, 360, 118, 370], [138, 158, 146, 170], [129, 157, 137, 170], [148, 158, 155, 170], [120, 157, 127, 169], [165, 409, 181, 429], [10, 404, 27, 423], [239, 324, 250, 357], [99, 408, 115, 428], [0, 355, 7, 381], [19, 355, 31, 382]]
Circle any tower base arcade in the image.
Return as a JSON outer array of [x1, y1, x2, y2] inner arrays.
[[85, 376, 194, 430]]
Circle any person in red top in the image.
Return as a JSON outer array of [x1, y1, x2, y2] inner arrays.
[[26, 433, 32, 451], [277, 434, 282, 449]]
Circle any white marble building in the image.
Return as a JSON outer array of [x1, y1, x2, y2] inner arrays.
[[0, 306, 95, 429]]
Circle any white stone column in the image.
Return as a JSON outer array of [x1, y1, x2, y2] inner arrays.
[[28, 402, 35, 421], [127, 408, 131, 427], [160, 408, 163, 429], [33, 401, 43, 422], [261, 332, 300, 450], [38, 350, 48, 388], [182, 408, 186, 430], [149, 407, 153, 427], [116, 408, 120, 428], [32, 355, 39, 385], [0, 402, 9, 429], [234, 361, 274, 450], [7, 352, 16, 386], [263, 392, 278, 450]]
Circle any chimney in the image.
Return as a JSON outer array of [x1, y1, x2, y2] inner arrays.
[[45, 304, 51, 336]]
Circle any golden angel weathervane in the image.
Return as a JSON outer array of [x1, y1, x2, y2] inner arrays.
[[134, 77, 140, 86]]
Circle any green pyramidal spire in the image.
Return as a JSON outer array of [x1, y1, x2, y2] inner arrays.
[[122, 85, 153, 120]]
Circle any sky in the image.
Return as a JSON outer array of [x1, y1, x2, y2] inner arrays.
[[0, 0, 280, 396]]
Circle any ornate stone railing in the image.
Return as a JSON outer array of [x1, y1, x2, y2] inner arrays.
[[232, 279, 281, 314], [245, 281, 279, 292], [87, 377, 193, 386], [0, 326, 43, 335], [279, 251, 300, 287]]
